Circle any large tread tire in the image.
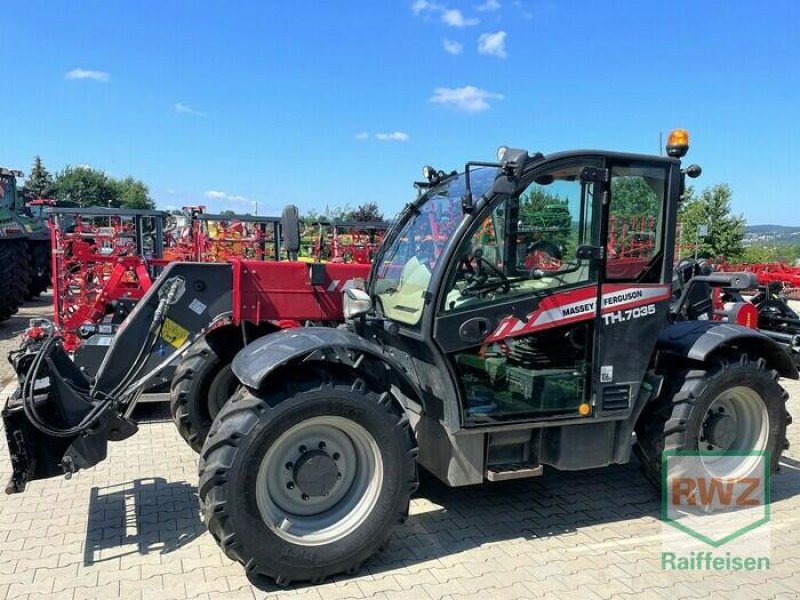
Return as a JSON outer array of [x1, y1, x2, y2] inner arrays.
[[635, 354, 789, 489], [199, 367, 418, 585], [26, 241, 51, 298], [0, 241, 32, 322], [169, 336, 241, 453]]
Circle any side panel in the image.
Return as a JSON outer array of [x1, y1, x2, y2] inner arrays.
[[236, 261, 370, 323]]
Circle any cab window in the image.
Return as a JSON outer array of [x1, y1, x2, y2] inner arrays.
[[606, 165, 668, 281], [442, 163, 597, 314]]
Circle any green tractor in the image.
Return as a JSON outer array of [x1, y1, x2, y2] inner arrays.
[[0, 168, 53, 321]]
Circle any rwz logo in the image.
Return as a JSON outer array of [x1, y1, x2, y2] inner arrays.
[[670, 477, 761, 507], [662, 450, 770, 548]]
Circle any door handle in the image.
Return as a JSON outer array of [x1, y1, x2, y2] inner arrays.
[[459, 317, 491, 343]]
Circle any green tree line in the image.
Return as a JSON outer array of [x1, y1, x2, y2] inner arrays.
[[25, 155, 155, 210]]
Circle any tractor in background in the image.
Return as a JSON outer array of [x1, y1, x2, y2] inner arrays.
[[0, 168, 56, 321]]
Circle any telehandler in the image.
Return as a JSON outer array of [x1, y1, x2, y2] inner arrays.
[[3, 130, 794, 585]]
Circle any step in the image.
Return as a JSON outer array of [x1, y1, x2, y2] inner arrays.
[[486, 462, 543, 482]]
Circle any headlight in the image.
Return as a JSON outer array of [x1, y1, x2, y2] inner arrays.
[[343, 288, 372, 319]]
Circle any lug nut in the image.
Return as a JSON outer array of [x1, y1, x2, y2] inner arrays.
[[302, 494, 309, 501], [318, 441, 326, 450], [299, 445, 307, 453], [332, 452, 340, 460], [286, 462, 293, 470], [286, 482, 294, 490], [337, 472, 342, 480]]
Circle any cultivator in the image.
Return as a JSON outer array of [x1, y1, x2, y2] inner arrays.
[[49, 208, 168, 351], [46, 205, 389, 352], [302, 219, 388, 264], [719, 262, 800, 300]]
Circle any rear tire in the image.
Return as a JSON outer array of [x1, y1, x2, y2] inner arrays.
[[0, 241, 32, 322], [198, 368, 418, 585], [169, 336, 242, 452], [635, 355, 789, 489]]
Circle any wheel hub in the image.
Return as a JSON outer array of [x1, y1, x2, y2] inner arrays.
[[293, 450, 339, 497], [703, 411, 737, 449]]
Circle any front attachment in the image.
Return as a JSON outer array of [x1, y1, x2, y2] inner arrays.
[[3, 262, 234, 493], [2, 340, 137, 493]]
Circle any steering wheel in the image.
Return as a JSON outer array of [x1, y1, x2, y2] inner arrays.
[[461, 248, 511, 297]]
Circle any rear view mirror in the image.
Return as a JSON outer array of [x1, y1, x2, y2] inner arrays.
[[575, 245, 603, 261], [281, 205, 300, 259]]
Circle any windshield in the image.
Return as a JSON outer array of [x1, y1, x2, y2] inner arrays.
[[372, 167, 498, 325]]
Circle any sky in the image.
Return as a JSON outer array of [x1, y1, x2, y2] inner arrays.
[[2, 0, 799, 224]]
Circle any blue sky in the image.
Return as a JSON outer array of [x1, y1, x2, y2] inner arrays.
[[2, 1, 799, 224]]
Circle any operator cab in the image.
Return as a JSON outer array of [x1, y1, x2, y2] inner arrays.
[[351, 131, 699, 449]]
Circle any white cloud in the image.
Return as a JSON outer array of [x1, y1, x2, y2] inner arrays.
[[375, 131, 410, 142], [476, 0, 501, 11], [64, 69, 109, 82], [355, 132, 370, 140], [430, 85, 503, 113], [204, 190, 250, 203], [441, 8, 479, 27], [411, 0, 432, 15], [443, 39, 463, 55], [478, 30, 507, 58], [174, 103, 206, 116]]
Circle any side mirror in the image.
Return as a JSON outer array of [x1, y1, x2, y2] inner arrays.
[[281, 204, 300, 259], [575, 245, 603, 261], [343, 288, 372, 320]]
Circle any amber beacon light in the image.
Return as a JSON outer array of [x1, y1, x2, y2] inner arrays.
[[666, 128, 690, 158]]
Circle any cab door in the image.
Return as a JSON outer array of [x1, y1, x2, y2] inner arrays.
[[433, 158, 605, 425]]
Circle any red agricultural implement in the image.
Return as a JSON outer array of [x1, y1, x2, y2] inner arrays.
[[46, 205, 390, 353], [718, 262, 800, 300], [48, 207, 169, 352]]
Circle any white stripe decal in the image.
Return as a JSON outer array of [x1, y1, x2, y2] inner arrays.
[[488, 286, 669, 341]]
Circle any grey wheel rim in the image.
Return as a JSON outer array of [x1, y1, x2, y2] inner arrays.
[[256, 416, 383, 545], [698, 386, 769, 478]]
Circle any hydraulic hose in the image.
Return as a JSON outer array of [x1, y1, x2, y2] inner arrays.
[[22, 276, 184, 437]]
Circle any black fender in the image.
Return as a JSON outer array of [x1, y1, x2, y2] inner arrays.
[[657, 320, 798, 379], [231, 327, 425, 405]]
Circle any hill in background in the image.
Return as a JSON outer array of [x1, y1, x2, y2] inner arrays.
[[744, 224, 800, 244]]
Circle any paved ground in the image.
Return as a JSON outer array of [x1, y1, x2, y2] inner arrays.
[[0, 295, 799, 599]]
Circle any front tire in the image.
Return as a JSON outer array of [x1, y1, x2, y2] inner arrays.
[[635, 355, 789, 488], [198, 368, 418, 585], [170, 336, 242, 452]]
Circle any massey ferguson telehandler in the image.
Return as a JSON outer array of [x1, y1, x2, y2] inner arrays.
[[2, 130, 796, 585]]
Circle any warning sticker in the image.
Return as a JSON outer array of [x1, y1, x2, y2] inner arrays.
[[161, 318, 190, 348]]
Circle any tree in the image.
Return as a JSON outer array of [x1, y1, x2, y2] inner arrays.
[[52, 166, 117, 207], [26, 156, 54, 198], [678, 184, 746, 261], [52, 167, 155, 209], [114, 176, 155, 210], [348, 202, 384, 222], [219, 209, 237, 216], [610, 176, 659, 216]]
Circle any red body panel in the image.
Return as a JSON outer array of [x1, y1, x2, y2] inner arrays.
[[233, 260, 370, 323]]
